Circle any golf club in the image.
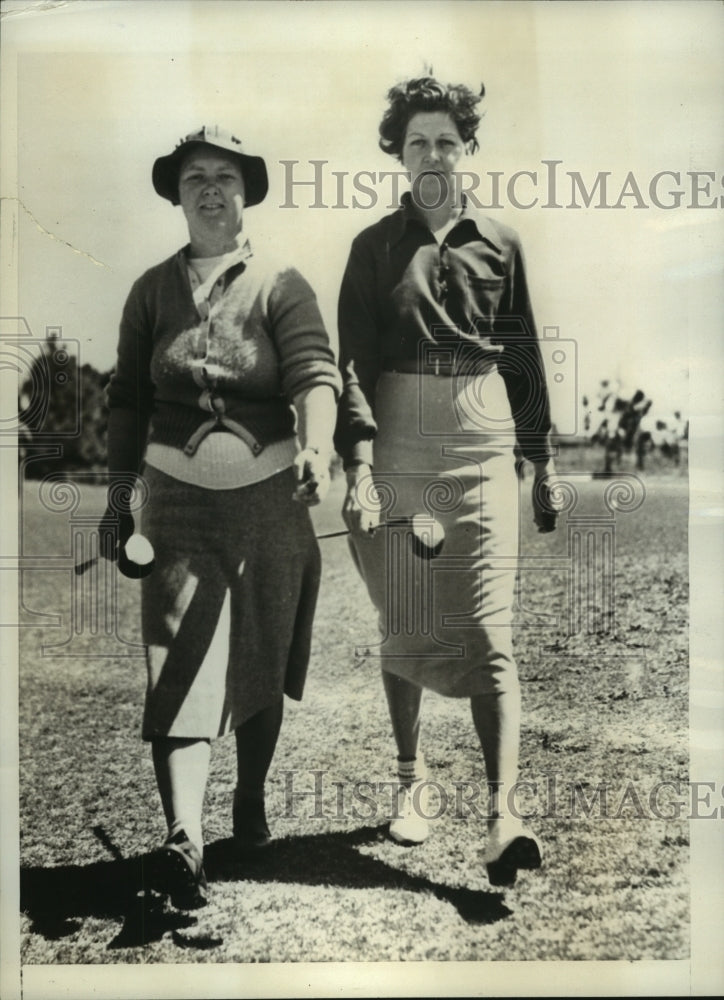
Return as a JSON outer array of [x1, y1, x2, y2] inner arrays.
[[317, 514, 446, 560], [74, 530, 156, 579]]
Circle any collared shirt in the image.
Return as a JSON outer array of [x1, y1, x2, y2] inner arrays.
[[187, 241, 254, 309], [333, 193, 552, 467]]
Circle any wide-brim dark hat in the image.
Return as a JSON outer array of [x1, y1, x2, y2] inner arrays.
[[152, 125, 268, 207]]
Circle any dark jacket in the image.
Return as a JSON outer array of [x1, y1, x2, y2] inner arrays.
[[333, 194, 552, 467]]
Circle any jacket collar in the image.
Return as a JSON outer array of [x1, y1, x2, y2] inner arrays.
[[389, 192, 502, 253]]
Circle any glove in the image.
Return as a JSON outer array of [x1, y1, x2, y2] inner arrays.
[[532, 465, 559, 534]]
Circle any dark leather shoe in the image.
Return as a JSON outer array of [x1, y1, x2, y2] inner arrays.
[[233, 792, 271, 852], [151, 829, 208, 909]]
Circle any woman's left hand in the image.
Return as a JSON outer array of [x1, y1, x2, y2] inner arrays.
[[531, 459, 559, 533], [293, 448, 330, 506]]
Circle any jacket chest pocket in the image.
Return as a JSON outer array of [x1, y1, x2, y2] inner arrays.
[[464, 274, 506, 332]]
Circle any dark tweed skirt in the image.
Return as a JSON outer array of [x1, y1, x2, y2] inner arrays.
[[139, 464, 321, 740]]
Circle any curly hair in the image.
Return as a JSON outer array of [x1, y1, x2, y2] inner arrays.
[[378, 76, 485, 159]]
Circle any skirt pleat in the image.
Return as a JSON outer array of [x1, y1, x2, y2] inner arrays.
[[140, 465, 320, 739]]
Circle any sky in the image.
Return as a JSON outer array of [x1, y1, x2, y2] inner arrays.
[[3, 0, 722, 435]]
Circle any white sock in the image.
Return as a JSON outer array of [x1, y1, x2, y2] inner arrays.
[[397, 753, 426, 787]]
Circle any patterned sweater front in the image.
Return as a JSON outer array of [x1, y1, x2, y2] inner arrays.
[[106, 246, 341, 478]]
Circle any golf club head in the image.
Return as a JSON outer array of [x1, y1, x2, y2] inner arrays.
[[117, 533, 155, 579], [387, 515, 445, 560]]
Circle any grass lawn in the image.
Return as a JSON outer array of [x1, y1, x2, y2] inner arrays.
[[17, 453, 689, 964]]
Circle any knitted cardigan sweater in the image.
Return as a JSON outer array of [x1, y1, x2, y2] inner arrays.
[[106, 247, 341, 479]]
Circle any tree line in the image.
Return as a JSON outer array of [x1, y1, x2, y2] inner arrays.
[[19, 335, 686, 479], [18, 334, 111, 479]]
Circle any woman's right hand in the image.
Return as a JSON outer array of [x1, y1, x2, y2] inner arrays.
[[342, 464, 381, 535], [531, 459, 559, 534]]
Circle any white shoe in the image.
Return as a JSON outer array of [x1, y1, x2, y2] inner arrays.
[[484, 821, 542, 886], [389, 780, 430, 844]]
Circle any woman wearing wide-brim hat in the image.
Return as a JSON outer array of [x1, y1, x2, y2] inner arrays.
[[104, 125, 340, 908]]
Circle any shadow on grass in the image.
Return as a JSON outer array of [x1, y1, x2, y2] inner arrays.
[[21, 823, 511, 950]]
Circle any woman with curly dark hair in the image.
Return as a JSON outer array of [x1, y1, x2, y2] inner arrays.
[[334, 77, 558, 887], [378, 76, 484, 158]]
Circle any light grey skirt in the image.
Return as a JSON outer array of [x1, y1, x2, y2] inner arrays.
[[349, 369, 520, 697], [140, 465, 320, 739]]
